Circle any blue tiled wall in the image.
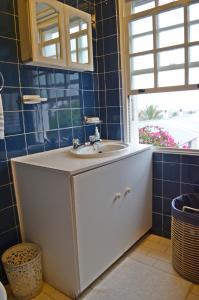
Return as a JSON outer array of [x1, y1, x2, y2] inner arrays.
[[0, 0, 122, 283], [152, 152, 199, 238]]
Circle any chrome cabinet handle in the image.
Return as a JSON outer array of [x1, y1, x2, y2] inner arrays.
[[124, 187, 132, 197]]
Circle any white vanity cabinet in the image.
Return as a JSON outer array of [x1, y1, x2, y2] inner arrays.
[[12, 146, 152, 299], [18, 0, 93, 71]]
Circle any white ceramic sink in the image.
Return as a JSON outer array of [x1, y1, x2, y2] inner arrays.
[[0, 282, 7, 300], [70, 142, 129, 158]]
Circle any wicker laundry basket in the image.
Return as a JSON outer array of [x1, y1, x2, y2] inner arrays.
[[171, 194, 199, 284], [1, 243, 43, 300]]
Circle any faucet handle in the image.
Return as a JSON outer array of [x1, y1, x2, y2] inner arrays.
[[89, 135, 96, 143], [72, 138, 80, 149]]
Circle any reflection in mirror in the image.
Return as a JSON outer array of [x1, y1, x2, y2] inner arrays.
[[36, 2, 61, 59], [69, 15, 89, 64]]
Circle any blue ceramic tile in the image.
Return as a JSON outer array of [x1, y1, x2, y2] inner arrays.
[[105, 53, 119, 73], [152, 196, 162, 214], [56, 89, 71, 109], [59, 128, 73, 147], [38, 68, 55, 88], [100, 123, 108, 139], [181, 183, 199, 194], [42, 110, 58, 131], [70, 89, 82, 108], [93, 73, 98, 91], [0, 161, 9, 186], [2, 88, 22, 111], [102, 0, 116, 19], [163, 197, 172, 216], [0, 228, 19, 256], [163, 162, 180, 182], [103, 17, 117, 37], [153, 152, 163, 162], [181, 155, 199, 165], [98, 56, 105, 74], [95, 3, 102, 22], [0, 63, 19, 87], [153, 179, 162, 197], [105, 71, 119, 89], [26, 132, 45, 154], [0, 12, 15, 39], [82, 72, 94, 90], [72, 109, 83, 127], [84, 107, 97, 117], [100, 107, 107, 123], [107, 107, 120, 123], [163, 153, 180, 163], [98, 73, 105, 90], [55, 70, 70, 89], [96, 21, 103, 39], [0, 207, 16, 234], [40, 89, 57, 109], [4, 112, 24, 136], [162, 215, 171, 238], [58, 109, 72, 129], [97, 38, 104, 56], [153, 161, 162, 179], [106, 89, 120, 106], [0, 37, 17, 62], [0, 140, 6, 162], [83, 90, 95, 107], [24, 110, 43, 133], [107, 124, 121, 140], [0, 184, 13, 210], [5, 134, 27, 158], [163, 180, 180, 199], [104, 35, 118, 55], [20, 65, 39, 87], [98, 90, 106, 107], [181, 164, 199, 185], [44, 130, 59, 150], [0, 0, 14, 14], [73, 126, 85, 144], [152, 213, 162, 236]]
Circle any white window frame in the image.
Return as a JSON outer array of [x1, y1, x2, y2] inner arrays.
[[119, 0, 199, 145]]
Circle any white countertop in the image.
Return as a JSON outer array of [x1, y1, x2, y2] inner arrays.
[[11, 142, 151, 175]]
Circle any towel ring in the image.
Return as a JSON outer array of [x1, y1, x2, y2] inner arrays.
[[0, 72, 4, 92]]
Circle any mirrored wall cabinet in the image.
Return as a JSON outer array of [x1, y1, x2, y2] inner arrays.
[[18, 0, 94, 71]]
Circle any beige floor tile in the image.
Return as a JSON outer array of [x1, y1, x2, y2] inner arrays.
[[82, 257, 192, 300], [140, 239, 169, 252], [32, 293, 53, 300], [129, 250, 157, 266], [186, 294, 199, 300], [147, 247, 172, 263], [153, 260, 181, 277], [145, 234, 161, 243], [191, 285, 199, 296]]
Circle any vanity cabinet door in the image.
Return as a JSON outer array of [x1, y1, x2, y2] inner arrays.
[[29, 0, 66, 67], [73, 150, 152, 291]]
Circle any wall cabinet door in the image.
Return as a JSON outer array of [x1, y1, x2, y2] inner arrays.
[[29, 0, 66, 67], [73, 150, 152, 291]]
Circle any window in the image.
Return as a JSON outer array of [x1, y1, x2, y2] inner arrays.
[[122, 0, 199, 149]]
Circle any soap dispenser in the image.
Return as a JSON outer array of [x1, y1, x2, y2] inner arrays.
[[95, 126, 100, 140]]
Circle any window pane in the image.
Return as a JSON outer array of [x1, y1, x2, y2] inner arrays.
[[70, 39, 76, 51], [189, 67, 199, 84], [132, 0, 155, 13], [69, 16, 88, 34], [158, 27, 184, 48], [41, 25, 59, 42], [42, 44, 59, 59], [131, 73, 154, 89], [136, 91, 199, 149], [157, 8, 183, 29], [78, 35, 88, 49], [131, 54, 154, 71], [158, 0, 177, 5], [158, 48, 184, 68], [129, 17, 152, 36], [158, 69, 184, 86], [130, 34, 153, 53], [189, 45, 199, 63], [71, 52, 77, 63], [79, 50, 88, 64], [189, 24, 199, 42], [189, 3, 199, 22]]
